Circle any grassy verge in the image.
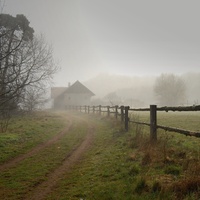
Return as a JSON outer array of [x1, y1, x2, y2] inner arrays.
[[0, 111, 68, 164], [0, 112, 89, 199], [1, 112, 200, 199], [47, 114, 200, 200]]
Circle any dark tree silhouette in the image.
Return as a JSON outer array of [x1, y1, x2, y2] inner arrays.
[[0, 14, 58, 131]]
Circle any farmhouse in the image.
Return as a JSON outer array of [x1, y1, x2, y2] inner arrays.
[[51, 81, 95, 109]]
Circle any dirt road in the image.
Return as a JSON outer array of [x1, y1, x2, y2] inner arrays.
[[26, 121, 95, 200], [0, 113, 96, 200], [0, 118, 73, 172]]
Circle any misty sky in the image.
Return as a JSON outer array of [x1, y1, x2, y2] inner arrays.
[[3, 0, 200, 86]]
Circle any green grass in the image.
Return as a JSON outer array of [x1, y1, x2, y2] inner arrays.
[[0, 113, 89, 199], [45, 117, 157, 200], [47, 120, 137, 200], [47, 113, 200, 200], [0, 111, 200, 199], [130, 111, 200, 131], [0, 111, 68, 164], [0, 119, 87, 199]]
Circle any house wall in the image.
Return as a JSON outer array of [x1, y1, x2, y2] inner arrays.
[[64, 93, 91, 106], [53, 95, 65, 109]]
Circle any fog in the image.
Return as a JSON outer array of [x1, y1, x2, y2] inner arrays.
[[3, 0, 200, 107], [4, 1, 200, 83], [82, 72, 200, 107]]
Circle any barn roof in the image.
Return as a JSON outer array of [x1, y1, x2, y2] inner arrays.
[[63, 80, 95, 96]]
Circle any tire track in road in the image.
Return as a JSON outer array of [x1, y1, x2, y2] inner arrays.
[[25, 118, 95, 200], [0, 118, 72, 172]]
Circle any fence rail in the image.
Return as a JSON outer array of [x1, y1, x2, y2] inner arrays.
[[66, 104, 200, 141]]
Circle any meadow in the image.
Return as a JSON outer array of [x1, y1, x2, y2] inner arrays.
[[0, 111, 200, 199]]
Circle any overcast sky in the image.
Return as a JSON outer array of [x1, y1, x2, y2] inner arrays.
[[2, 0, 200, 86]]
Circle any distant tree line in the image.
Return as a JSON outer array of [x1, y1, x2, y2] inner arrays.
[[154, 73, 186, 106], [0, 13, 58, 132], [91, 73, 187, 107]]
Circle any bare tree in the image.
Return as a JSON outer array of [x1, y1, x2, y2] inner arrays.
[[0, 0, 6, 14], [0, 14, 34, 106], [20, 86, 48, 112], [154, 73, 186, 106], [104, 92, 122, 106], [0, 14, 58, 131]]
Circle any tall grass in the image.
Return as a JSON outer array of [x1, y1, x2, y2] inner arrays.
[[47, 112, 200, 199], [0, 111, 200, 199]]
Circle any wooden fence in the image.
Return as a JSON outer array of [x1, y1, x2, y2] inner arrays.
[[66, 105, 200, 141]]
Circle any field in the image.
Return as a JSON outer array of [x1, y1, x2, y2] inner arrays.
[[0, 111, 200, 199]]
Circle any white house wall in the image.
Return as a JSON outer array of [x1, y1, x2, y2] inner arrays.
[[64, 93, 91, 106]]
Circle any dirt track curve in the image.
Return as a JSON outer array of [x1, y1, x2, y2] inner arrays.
[[25, 121, 95, 200], [0, 118, 73, 172]]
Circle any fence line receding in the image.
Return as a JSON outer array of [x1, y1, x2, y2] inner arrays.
[[66, 105, 200, 141]]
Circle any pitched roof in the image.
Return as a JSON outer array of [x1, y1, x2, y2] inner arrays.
[[63, 80, 95, 96]]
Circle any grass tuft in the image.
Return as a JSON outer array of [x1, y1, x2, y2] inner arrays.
[[152, 181, 162, 193], [164, 165, 181, 176], [135, 177, 149, 194], [172, 178, 200, 199], [129, 164, 140, 176]]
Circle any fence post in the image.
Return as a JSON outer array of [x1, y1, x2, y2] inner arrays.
[[125, 106, 129, 131], [85, 105, 87, 113], [121, 106, 124, 122], [93, 106, 95, 114], [88, 106, 90, 114], [107, 106, 110, 117], [115, 105, 118, 119], [150, 105, 157, 142], [99, 105, 101, 115]]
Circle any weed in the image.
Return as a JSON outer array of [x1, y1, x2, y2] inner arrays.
[[129, 164, 140, 176], [164, 156, 175, 165], [176, 151, 186, 159], [185, 159, 200, 177], [135, 123, 144, 137], [127, 153, 137, 162], [172, 178, 200, 199], [135, 177, 148, 194], [128, 126, 146, 149], [141, 152, 152, 166], [152, 181, 162, 193], [164, 165, 181, 176]]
